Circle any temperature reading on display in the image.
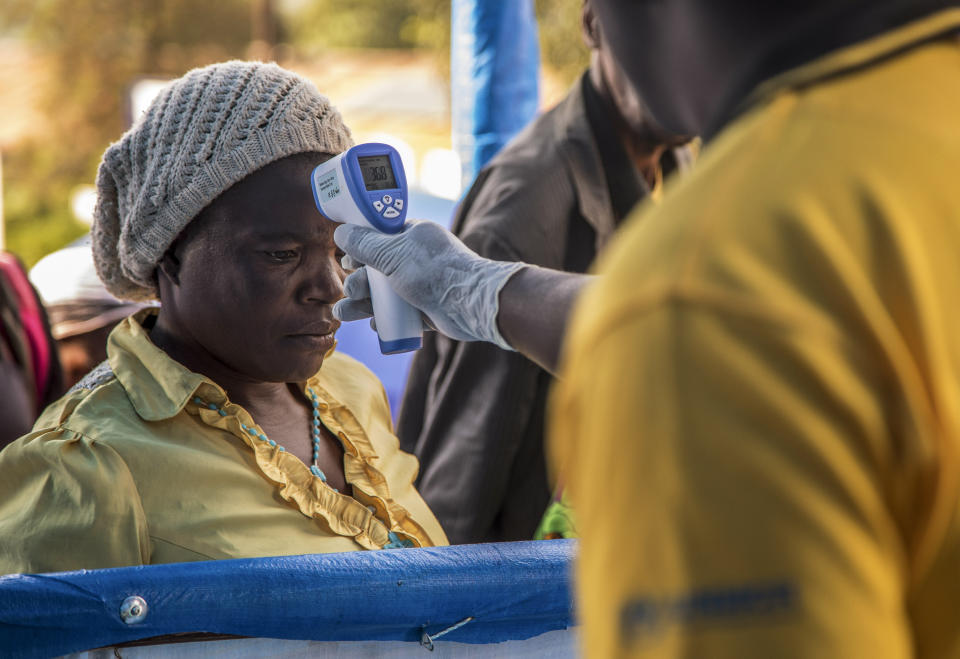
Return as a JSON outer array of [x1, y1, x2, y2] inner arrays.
[[358, 155, 397, 191]]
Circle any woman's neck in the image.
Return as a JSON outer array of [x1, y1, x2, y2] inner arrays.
[[149, 311, 296, 413]]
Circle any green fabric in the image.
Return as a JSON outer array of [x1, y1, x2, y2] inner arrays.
[[534, 489, 578, 540]]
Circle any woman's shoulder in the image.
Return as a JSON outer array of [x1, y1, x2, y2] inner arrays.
[[29, 362, 108, 427], [28, 360, 154, 451], [0, 395, 137, 492]]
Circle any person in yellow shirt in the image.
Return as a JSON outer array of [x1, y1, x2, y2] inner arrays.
[[332, 1, 960, 655], [0, 61, 446, 576]]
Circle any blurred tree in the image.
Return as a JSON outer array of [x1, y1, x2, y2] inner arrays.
[[535, 0, 589, 86], [284, 0, 451, 50], [0, 0, 254, 266], [0, 0, 586, 267], [285, 0, 585, 86], [284, 0, 451, 77]]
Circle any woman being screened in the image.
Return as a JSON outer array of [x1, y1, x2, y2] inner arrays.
[[0, 61, 447, 574]]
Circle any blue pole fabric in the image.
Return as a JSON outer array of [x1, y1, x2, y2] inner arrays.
[[451, 0, 541, 191], [0, 540, 575, 657]]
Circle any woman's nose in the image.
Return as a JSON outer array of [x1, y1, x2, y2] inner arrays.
[[299, 255, 344, 304]]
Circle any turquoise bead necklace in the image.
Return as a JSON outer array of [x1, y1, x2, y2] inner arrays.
[[307, 388, 327, 482], [192, 388, 414, 550], [193, 387, 333, 489]]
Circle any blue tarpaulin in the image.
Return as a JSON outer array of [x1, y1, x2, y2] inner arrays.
[[451, 0, 540, 189], [0, 540, 575, 657]]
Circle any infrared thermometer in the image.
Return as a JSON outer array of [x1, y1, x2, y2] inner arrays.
[[311, 143, 422, 354]]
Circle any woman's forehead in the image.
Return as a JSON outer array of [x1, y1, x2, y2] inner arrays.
[[230, 159, 318, 205], [184, 153, 337, 244], [206, 152, 332, 210], [208, 202, 335, 243]]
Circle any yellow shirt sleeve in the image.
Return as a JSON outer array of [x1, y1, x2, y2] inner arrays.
[[0, 430, 151, 574]]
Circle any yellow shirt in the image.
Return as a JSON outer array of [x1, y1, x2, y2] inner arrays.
[[551, 10, 960, 659], [0, 311, 447, 575]]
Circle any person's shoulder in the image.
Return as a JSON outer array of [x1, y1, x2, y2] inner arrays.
[[30, 360, 142, 445], [565, 42, 960, 377], [467, 118, 574, 207], [457, 91, 582, 240], [1, 384, 127, 475], [486, 90, 574, 172], [597, 70, 933, 278], [577, 66, 957, 348], [457, 134, 582, 264]]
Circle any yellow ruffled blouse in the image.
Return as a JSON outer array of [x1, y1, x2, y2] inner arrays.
[[0, 310, 447, 575]]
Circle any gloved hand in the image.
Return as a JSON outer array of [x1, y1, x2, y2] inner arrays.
[[333, 220, 526, 350]]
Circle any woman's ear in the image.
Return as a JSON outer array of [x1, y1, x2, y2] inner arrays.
[[581, 1, 601, 50], [157, 246, 182, 287]]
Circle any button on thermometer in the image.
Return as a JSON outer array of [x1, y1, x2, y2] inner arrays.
[[311, 143, 422, 354]]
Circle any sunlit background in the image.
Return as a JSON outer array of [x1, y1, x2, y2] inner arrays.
[[0, 0, 588, 266]]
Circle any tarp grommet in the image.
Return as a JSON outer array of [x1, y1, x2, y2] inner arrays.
[[119, 596, 148, 625]]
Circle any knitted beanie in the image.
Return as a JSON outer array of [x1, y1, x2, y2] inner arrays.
[[92, 60, 354, 302]]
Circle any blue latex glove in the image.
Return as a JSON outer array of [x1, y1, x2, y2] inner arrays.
[[333, 220, 526, 350]]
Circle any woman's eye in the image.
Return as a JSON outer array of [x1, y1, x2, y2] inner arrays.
[[265, 249, 298, 262]]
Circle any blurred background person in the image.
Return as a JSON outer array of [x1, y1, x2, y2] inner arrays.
[[397, 0, 693, 544], [29, 240, 151, 389], [0, 251, 61, 449]]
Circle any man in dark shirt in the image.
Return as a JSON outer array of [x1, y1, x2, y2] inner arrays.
[[397, 1, 693, 544]]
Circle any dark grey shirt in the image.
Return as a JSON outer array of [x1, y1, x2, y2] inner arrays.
[[398, 71, 691, 543]]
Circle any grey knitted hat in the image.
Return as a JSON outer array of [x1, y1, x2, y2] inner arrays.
[[92, 60, 354, 301]]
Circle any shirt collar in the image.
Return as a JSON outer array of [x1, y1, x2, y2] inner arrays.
[[107, 309, 334, 422], [579, 70, 648, 226], [709, 3, 960, 138], [107, 309, 212, 421], [550, 72, 615, 246]]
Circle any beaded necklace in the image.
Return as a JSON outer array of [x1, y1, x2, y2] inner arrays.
[[194, 387, 332, 486], [192, 388, 414, 550]]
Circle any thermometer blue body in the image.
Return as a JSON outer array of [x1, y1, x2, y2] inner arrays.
[[311, 143, 422, 354]]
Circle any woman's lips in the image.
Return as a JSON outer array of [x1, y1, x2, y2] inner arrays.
[[286, 332, 336, 352]]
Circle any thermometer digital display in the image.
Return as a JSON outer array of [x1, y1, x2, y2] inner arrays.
[[311, 143, 422, 354], [357, 155, 397, 190]]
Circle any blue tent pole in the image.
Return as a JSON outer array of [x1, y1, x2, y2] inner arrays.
[[451, 0, 541, 192]]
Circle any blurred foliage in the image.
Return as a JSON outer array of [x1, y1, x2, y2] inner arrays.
[[283, 0, 451, 78], [1, 0, 586, 266], [536, 0, 589, 87], [1, 140, 86, 265], [0, 0, 254, 265], [286, 0, 449, 50], [286, 0, 586, 85]]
